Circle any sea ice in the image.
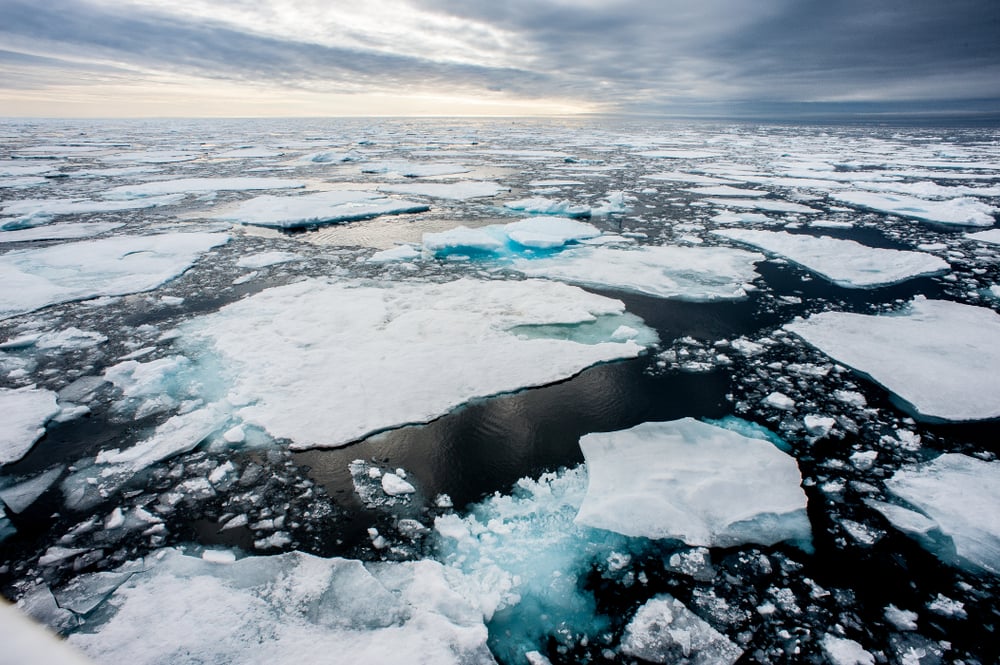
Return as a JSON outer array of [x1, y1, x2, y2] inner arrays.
[[713, 229, 949, 288], [512, 245, 763, 301], [0, 194, 185, 229], [685, 185, 766, 197], [362, 161, 470, 177], [179, 277, 654, 449], [621, 594, 743, 664], [209, 190, 429, 228], [706, 198, 820, 214], [0, 465, 64, 513], [833, 191, 997, 226], [378, 181, 507, 200], [966, 228, 1000, 245], [636, 149, 718, 159], [877, 453, 1000, 575], [421, 226, 505, 256], [503, 197, 591, 218], [0, 387, 60, 465], [0, 232, 228, 319], [820, 634, 875, 665], [574, 418, 811, 547], [235, 251, 301, 269], [0, 222, 124, 243], [367, 245, 421, 263], [102, 177, 305, 199], [66, 548, 494, 665], [504, 217, 601, 248], [785, 298, 1000, 421]]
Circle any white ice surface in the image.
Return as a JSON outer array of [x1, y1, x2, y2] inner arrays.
[[512, 245, 763, 301], [367, 245, 421, 263], [504, 197, 591, 218], [0, 232, 228, 319], [881, 453, 1000, 575], [102, 177, 305, 199], [833, 191, 997, 226], [0, 194, 184, 229], [180, 278, 653, 449], [785, 298, 1000, 421], [504, 217, 601, 248], [621, 594, 743, 665], [0, 388, 60, 465], [712, 229, 949, 288], [377, 181, 507, 200], [0, 222, 124, 243], [235, 251, 301, 269], [67, 548, 494, 665], [362, 161, 470, 177], [422, 226, 505, 255], [209, 190, 428, 228], [966, 228, 1000, 245], [0, 466, 64, 513], [575, 418, 811, 547], [706, 198, 820, 214]]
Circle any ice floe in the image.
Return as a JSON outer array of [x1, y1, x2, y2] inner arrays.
[[179, 278, 654, 449], [0, 222, 124, 243], [208, 190, 428, 228], [421, 217, 601, 258], [0, 465, 64, 513], [235, 251, 301, 269], [621, 594, 744, 664], [512, 245, 763, 301], [377, 181, 507, 200], [0, 194, 185, 229], [706, 198, 820, 214], [875, 453, 1000, 575], [102, 177, 306, 199], [66, 548, 494, 665], [503, 197, 591, 218], [0, 232, 228, 319], [966, 228, 1000, 245], [0, 387, 60, 465], [361, 161, 470, 177], [713, 229, 949, 288], [785, 298, 1000, 421], [574, 418, 811, 548], [832, 191, 998, 226]]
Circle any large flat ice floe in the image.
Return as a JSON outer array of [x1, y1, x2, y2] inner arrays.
[[712, 229, 949, 288], [0, 388, 60, 465], [181, 278, 655, 449], [377, 181, 506, 200], [574, 418, 811, 548], [0, 194, 185, 230], [421, 217, 601, 258], [832, 191, 998, 226], [209, 190, 429, 228], [0, 222, 123, 243], [512, 245, 763, 301], [0, 232, 228, 319], [873, 453, 1000, 575], [785, 298, 1000, 421], [66, 549, 494, 665], [102, 177, 306, 199]]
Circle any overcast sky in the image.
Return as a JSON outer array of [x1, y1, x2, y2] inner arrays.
[[1, 0, 998, 117]]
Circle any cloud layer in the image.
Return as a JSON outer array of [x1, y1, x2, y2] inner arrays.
[[1, 0, 998, 116]]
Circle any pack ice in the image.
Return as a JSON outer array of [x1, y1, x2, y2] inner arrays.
[[180, 278, 655, 449], [0, 387, 60, 465], [872, 453, 1000, 575], [66, 548, 494, 665], [712, 229, 949, 288], [621, 594, 744, 664], [208, 190, 429, 228], [0, 233, 228, 319], [574, 419, 811, 548], [832, 191, 998, 226], [512, 245, 763, 301], [785, 298, 1000, 421]]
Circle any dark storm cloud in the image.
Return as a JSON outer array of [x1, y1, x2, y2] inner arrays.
[[1, 0, 998, 115]]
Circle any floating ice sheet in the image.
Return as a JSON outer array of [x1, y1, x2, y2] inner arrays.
[[180, 278, 654, 449], [0, 232, 229, 319], [102, 177, 306, 199], [785, 298, 1000, 421], [66, 548, 494, 665], [0, 388, 60, 465], [503, 197, 591, 218], [209, 190, 428, 228], [0, 222, 124, 243], [0, 194, 185, 229], [621, 594, 744, 665], [512, 245, 763, 301], [706, 198, 820, 214], [421, 217, 601, 258], [879, 453, 1000, 575], [377, 181, 507, 200], [575, 418, 811, 548], [832, 191, 997, 226], [712, 229, 949, 288], [966, 228, 1000, 245], [362, 161, 470, 177]]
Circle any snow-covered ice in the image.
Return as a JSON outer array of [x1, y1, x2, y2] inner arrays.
[[706, 198, 820, 214], [504, 217, 601, 248], [0, 232, 228, 319], [512, 245, 763, 301], [180, 278, 655, 449], [421, 217, 601, 258], [621, 594, 744, 665], [574, 418, 811, 547], [377, 181, 507, 200], [235, 251, 301, 269], [713, 229, 949, 288], [0, 222, 124, 243], [1, 195, 185, 229], [966, 228, 1000, 245], [102, 177, 305, 199], [503, 197, 591, 218], [785, 298, 1000, 421], [833, 191, 997, 226], [0, 388, 60, 465], [362, 161, 470, 177], [209, 191, 428, 228]]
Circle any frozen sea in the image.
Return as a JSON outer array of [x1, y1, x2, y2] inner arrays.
[[1, 117, 999, 665]]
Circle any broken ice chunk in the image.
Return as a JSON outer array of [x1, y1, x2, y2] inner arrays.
[[621, 594, 743, 665], [0, 387, 59, 464]]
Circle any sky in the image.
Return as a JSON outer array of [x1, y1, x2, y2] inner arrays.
[[0, 0, 998, 118]]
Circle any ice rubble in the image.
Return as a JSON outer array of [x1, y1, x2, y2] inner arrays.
[[180, 277, 655, 449], [621, 594, 744, 664], [512, 245, 763, 301], [0, 194, 185, 229], [832, 191, 998, 226], [208, 190, 429, 228], [102, 177, 306, 199], [785, 298, 1000, 421], [575, 419, 811, 547], [377, 181, 507, 200], [65, 549, 494, 665], [0, 387, 60, 465], [0, 232, 229, 319], [0, 222, 124, 243], [871, 453, 1000, 575], [712, 229, 949, 288]]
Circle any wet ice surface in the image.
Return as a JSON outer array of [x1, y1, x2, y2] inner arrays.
[[0, 117, 998, 665]]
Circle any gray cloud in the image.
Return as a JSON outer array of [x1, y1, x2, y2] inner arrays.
[[1, 0, 998, 115]]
